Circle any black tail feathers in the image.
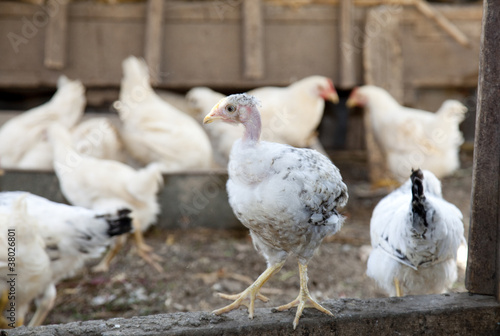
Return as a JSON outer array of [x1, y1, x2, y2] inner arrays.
[[411, 169, 428, 228], [97, 208, 133, 237]]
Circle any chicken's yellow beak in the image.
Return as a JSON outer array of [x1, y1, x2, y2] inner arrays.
[[345, 97, 356, 108], [326, 91, 340, 104], [203, 107, 222, 124], [203, 114, 217, 124]]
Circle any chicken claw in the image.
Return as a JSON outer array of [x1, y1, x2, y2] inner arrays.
[[213, 261, 284, 319], [275, 263, 333, 329]]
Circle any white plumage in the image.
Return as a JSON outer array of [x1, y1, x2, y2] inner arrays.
[[204, 93, 348, 329], [0, 76, 85, 170], [248, 76, 338, 148], [71, 117, 126, 163], [49, 123, 164, 272], [115, 56, 213, 172], [366, 169, 465, 296], [0, 195, 51, 328], [347, 85, 466, 182], [0, 192, 132, 326]]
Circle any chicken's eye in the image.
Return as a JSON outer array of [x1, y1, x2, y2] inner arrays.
[[226, 105, 236, 113]]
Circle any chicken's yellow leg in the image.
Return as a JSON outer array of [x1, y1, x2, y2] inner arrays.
[[276, 262, 333, 329], [394, 278, 403, 297], [28, 284, 56, 327], [92, 235, 127, 273], [132, 219, 164, 273], [133, 220, 153, 254], [0, 289, 10, 328], [213, 260, 285, 319], [15, 317, 24, 327]]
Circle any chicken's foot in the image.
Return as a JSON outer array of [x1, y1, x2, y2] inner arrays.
[[213, 261, 285, 319], [275, 262, 333, 330], [92, 235, 127, 273], [130, 219, 163, 273]]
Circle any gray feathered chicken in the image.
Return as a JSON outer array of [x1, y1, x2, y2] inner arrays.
[[203, 94, 348, 329]]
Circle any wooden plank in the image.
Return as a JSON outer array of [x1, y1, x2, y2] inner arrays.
[[338, 0, 356, 89], [414, 0, 470, 48], [44, 1, 68, 69], [362, 6, 402, 185], [69, 2, 146, 20], [466, 0, 500, 298], [242, 0, 264, 79], [144, 0, 164, 85]]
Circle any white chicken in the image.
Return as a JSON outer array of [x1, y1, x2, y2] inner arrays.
[[48, 123, 164, 272], [346, 85, 467, 182], [71, 117, 126, 163], [203, 94, 348, 329], [248, 76, 339, 148], [115, 56, 213, 172], [0, 76, 85, 170], [0, 191, 132, 327], [366, 169, 465, 297], [186, 87, 244, 167], [0, 195, 51, 328]]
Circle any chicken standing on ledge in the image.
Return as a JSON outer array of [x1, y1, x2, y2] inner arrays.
[[346, 85, 466, 183], [203, 94, 348, 329], [366, 169, 465, 297]]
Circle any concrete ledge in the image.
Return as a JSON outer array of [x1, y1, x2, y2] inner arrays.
[[3, 293, 499, 335]]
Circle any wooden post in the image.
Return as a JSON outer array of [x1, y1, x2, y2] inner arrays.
[[144, 0, 164, 85], [362, 6, 403, 185], [242, 0, 264, 80], [466, 0, 500, 299], [339, 0, 356, 89], [44, 1, 69, 70]]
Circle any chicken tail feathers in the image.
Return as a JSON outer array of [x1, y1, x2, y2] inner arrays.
[[411, 168, 428, 235], [97, 208, 133, 237]]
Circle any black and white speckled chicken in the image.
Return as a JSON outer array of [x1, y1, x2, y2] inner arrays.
[[366, 169, 465, 296], [0, 192, 132, 327], [203, 94, 348, 329]]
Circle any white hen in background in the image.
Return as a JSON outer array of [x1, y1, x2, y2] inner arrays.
[[49, 123, 164, 272], [186, 87, 244, 167], [115, 56, 213, 172], [0, 192, 132, 327], [0, 76, 85, 170], [248, 76, 339, 148], [347, 86, 467, 182], [366, 169, 465, 297], [71, 117, 126, 163]]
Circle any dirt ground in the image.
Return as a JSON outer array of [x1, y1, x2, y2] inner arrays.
[[36, 150, 472, 326]]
